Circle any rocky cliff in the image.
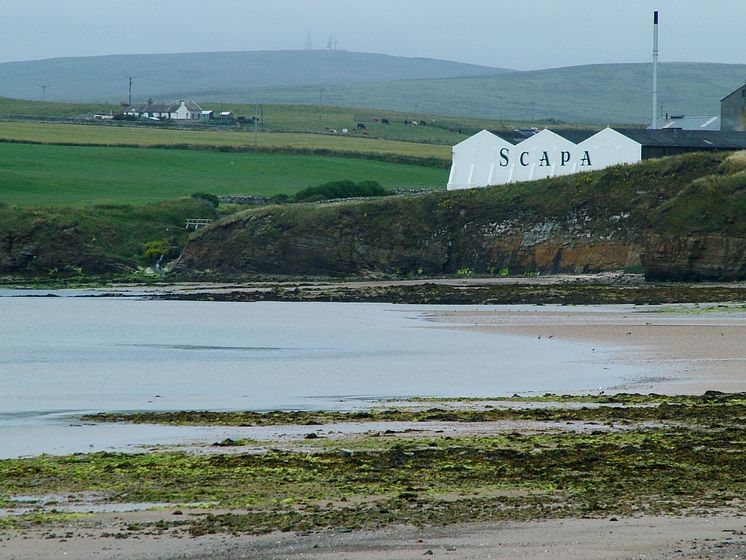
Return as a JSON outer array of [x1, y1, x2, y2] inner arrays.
[[179, 152, 746, 280]]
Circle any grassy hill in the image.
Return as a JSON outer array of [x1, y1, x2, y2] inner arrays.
[[0, 50, 509, 104], [258, 63, 746, 125], [2, 50, 744, 124], [0, 142, 448, 207], [2, 151, 745, 280]]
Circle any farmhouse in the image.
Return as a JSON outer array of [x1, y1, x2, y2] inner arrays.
[[125, 99, 203, 120], [448, 127, 746, 190]]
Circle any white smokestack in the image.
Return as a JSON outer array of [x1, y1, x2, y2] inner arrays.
[[652, 11, 659, 129]]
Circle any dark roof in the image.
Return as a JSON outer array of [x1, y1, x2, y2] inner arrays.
[[614, 128, 746, 149], [493, 128, 604, 145], [552, 129, 597, 143], [127, 100, 202, 113]]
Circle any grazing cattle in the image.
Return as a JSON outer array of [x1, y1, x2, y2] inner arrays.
[[372, 117, 380, 123], [410, 121, 418, 126], [419, 120, 426, 126], [381, 118, 390, 125], [356, 122, 367, 130]]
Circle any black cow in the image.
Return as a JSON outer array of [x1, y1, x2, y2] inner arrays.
[[356, 122, 367, 130], [381, 118, 390, 125]]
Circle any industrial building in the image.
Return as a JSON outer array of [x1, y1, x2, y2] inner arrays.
[[721, 82, 746, 132], [449, 77, 746, 191], [448, 126, 746, 190]]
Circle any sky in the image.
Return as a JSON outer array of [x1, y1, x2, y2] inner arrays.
[[0, 0, 744, 70]]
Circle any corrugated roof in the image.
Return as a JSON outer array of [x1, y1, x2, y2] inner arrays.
[[614, 128, 746, 149], [648, 115, 721, 131]]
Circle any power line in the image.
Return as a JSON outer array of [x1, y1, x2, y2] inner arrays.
[[38, 84, 49, 102]]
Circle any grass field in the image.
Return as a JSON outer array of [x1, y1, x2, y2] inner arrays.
[[0, 142, 448, 207], [0, 120, 454, 160]]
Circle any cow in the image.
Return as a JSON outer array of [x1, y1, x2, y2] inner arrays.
[[356, 122, 367, 130], [381, 118, 390, 125]]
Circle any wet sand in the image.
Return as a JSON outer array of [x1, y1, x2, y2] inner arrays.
[[4, 300, 745, 559], [2, 513, 744, 560], [429, 304, 746, 394]]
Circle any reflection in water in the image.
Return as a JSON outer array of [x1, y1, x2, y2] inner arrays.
[[0, 298, 642, 457]]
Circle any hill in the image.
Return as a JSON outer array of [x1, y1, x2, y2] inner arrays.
[[1, 50, 744, 124], [178, 151, 746, 281], [247, 62, 746, 125], [0, 50, 510, 104]]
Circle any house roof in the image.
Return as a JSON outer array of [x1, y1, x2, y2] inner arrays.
[[127, 100, 203, 113], [614, 128, 746, 149], [494, 128, 597, 145], [648, 115, 721, 131]]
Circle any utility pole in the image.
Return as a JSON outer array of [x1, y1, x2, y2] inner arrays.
[[39, 84, 49, 102], [319, 88, 324, 121], [652, 11, 659, 128], [253, 104, 259, 148], [497, 95, 505, 124], [529, 101, 536, 123], [128, 76, 135, 106]]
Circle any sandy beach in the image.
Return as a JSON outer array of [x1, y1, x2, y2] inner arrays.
[[2, 299, 745, 559], [429, 303, 746, 394], [2, 513, 745, 559]]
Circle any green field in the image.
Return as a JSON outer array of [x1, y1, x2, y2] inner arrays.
[[0, 120, 454, 159], [0, 142, 448, 207]]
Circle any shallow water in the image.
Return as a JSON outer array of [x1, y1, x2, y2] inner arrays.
[[0, 296, 643, 457]]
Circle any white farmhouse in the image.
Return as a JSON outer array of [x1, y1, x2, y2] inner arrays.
[[125, 99, 203, 120]]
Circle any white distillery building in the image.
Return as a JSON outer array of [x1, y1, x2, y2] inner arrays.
[[447, 128, 641, 190]]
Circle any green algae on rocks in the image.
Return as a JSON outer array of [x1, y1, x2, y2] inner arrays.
[[3, 395, 743, 535]]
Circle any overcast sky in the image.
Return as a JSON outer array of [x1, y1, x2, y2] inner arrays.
[[1, 0, 744, 70]]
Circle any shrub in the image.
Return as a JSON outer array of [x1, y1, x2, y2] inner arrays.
[[293, 180, 392, 203], [143, 239, 171, 260]]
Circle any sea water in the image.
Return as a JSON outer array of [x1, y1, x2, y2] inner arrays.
[[0, 296, 643, 457]]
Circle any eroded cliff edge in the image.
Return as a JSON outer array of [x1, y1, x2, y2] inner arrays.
[[179, 151, 746, 281]]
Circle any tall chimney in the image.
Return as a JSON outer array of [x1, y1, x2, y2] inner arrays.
[[652, 11, 659, 129]]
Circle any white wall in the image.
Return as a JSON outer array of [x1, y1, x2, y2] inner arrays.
[[578, 127, 642, 169], [448, 130, 514, 190], [447, 128, 643, 190], [507, 129, 578, 183]]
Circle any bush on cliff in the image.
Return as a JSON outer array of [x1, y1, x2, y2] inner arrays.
[[292, 180, 393, 203]]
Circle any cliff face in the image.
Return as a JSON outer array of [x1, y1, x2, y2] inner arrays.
[[181, 152, 742, 279], [642, 234, 746, 281], [0, 199, 217, 277], [0, 219, 123, 275], [174, 151, 746, 281]]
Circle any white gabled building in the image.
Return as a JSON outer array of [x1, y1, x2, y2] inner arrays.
[[125, 99, 203, 120], [447, 127, 644, 190], [577, 128, 642, 170], [508, 129, 579, 183], [448, 130, 513, 191]]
